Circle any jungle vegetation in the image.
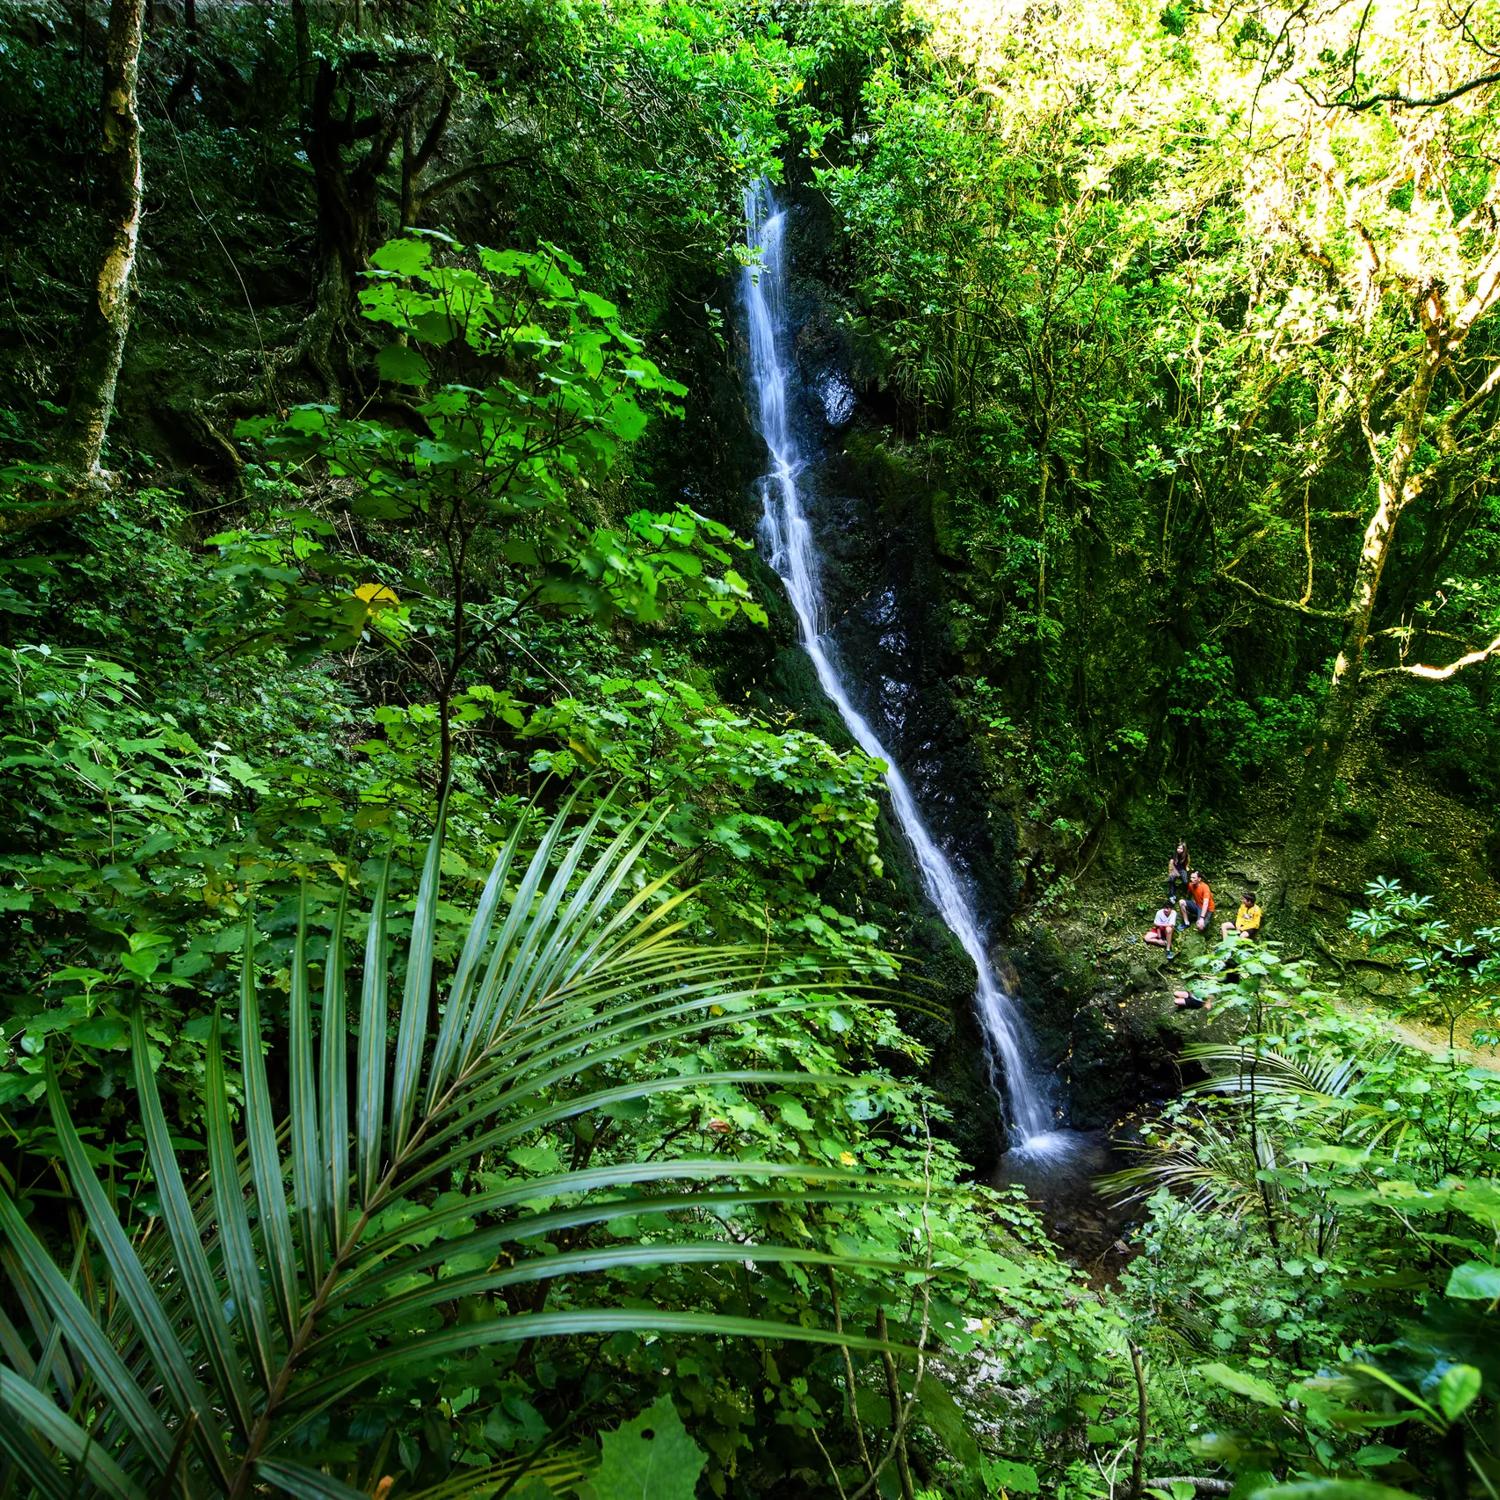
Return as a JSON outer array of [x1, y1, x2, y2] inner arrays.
[[0, 0, 1497, 1497]]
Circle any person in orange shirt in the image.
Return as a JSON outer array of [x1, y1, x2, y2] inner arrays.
[[1179, 871, 1215, 933]]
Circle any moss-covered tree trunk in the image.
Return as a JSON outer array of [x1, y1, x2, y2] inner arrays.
[[1279, 502, 1391, 915], [60, 0, 145, 482], [1279, 341, 1441, 914]]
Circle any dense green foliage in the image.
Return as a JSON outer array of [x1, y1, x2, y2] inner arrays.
[[1, 0, 1498, 1496], [809, 0, 1500, 882], [1106, 945, 1500, 1497]]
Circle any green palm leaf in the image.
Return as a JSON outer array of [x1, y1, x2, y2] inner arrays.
[[1097, 1114, 1267, 1218], [0, 798, 941, 1497]]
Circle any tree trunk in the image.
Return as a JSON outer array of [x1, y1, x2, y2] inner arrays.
[[1279, 496, 1399, 914], [1031, 436, 1053, 729], [164, 0, 196, 119], [1035, 451, 1050, 644], [1279, 343, 1441, 913], [302, 57, 446, 390], [60, 0, 146, 483], [291, 0, 311, 108]]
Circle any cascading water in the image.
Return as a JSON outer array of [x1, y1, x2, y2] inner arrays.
[[741, 181, 1056, 1147]]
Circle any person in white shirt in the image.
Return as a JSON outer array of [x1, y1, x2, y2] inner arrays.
[[1143, 903, 1177, 958]]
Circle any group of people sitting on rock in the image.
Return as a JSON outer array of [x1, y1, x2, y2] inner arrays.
[[1142, 841, 1263, 962]]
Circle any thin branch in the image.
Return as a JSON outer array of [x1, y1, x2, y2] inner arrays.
[[1129, 1343, 1148, 1500], [1369, 625, 1472, 644], [1299, 482, 1314, 605], [1454, 234, 1500, 337], [1438, 355, 1500, 440], [875, 1310, 914, 1500], [415, 154, 533, 214], [828, 1270, 875, 1485], [848, 1112, 937, 1500]]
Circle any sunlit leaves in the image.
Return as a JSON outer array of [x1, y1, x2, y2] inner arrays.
[[0, 799, 991, 1494], [238, 233, 761, 633]]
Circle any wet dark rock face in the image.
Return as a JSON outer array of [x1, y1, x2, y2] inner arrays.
[[1009, 925, 1185, 1130], [767, 203, 1018, 935]]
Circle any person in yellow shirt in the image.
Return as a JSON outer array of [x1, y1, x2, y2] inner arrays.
[[1222, 892, 1262, 942]]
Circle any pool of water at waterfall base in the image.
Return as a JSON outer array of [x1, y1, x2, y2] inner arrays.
[[996, 1129, 1141, 1283]]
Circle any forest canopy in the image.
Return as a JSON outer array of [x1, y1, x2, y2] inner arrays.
[[0, 0, 1497, 1497]]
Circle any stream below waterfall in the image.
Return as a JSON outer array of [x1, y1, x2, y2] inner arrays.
[[741, 181, 1069, 1160]]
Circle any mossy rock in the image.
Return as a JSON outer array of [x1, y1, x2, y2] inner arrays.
[[1011, 920, 1207, 1129], [1328, 803, 1378, 843], [929, 488, 964, 565]]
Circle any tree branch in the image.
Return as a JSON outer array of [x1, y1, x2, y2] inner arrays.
[[1369, 625, 1474, 644], [1438, 354, 1500, 441], [1220, 571, 1349, 620], [1454, 232, 1500, 338], [1334, 69, 1500, 112], [1369, 631, 1500, 680], [1129, 1343, 1148, 1500], [411, 78, 453, 174], [415, 154, 533, 214]]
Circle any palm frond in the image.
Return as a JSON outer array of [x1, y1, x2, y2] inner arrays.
[[1097, 1115, 1266, 1219], [1184, 1037, 1410, 1151], [0, 798, 941, 1497], [1185, 1040, 1364, 1102]]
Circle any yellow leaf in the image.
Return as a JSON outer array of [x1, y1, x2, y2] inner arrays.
[[566, 737, 600, 766], [839, 1151, 856, 1166], [353, 582, 400, 609]]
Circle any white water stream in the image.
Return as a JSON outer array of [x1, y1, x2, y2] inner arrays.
[[742, 183, 1056, 1146]]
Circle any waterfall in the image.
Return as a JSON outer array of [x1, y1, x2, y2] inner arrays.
[[741, 182, 1055, 1146]]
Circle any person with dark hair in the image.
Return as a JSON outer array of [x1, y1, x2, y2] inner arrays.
[[1143, 902, 1178, 957], [1222, 891, 1263, 942], [1180, 871, 1215, 933], [1166, 841, 1191, 903]]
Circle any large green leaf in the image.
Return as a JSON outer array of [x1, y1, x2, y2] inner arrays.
[[206, 1016, 277, 1391], [44, 1056, 235, 1486], [1437, 1363, 1482, 1422], [0, 1365, 148, 1500], [256, 1457, 369, 1498], [241, 914, 301, 1339], [129, 1006, 256, 1438], [1196, 1361, 1282, 1407], [583, 1394, 706, 1500], [1446, 1261, 1500, 1300], [0, 1199, 174, 1475]]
